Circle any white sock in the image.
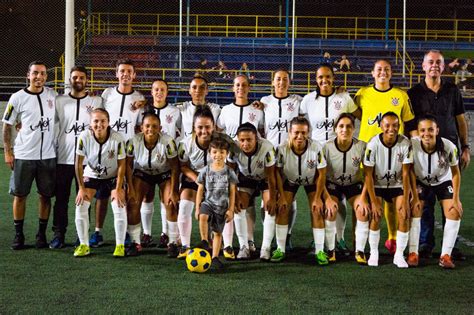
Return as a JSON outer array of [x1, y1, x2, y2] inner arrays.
[[75, 201, 90, 245], [95, 227, 102, 233], [234, 209, 248, 248], [177, 200, 194, 247], [246, 205, 256, 242], [222, 220, 234, 248], [336, 201, 347, 242], [409, 217, 421, 254], [275, 224, 288, 252], [111, 201, 127, 245], [167, 221, 178, 244], [355, 220, 369, 252], [312, 228, 325, 253], [369, 229, 380, 255], [395, 231, 409, 257], [127, 223, 141, 243], [288, 200, 298, 234], [441, 219, 461, 256], [324, 220, 337, 251], [160, 202, 168, 234], [140, 202, 154, 235], [261, 213, 275, 249]]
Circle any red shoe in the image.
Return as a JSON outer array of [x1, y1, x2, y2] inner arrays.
[[407, 252, 419, 267], [439, 254, 455, 269], [384, 239, 397, 255]]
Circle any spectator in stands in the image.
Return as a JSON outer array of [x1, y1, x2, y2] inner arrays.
[[196, 58, 210, 80], [455, 64, 472, 92], [322, 52, 333, 65], [239, 62, 255, 80], [213, 60, 231, 79], [334, 55, 351, 72], [447, 58, 461, 74]]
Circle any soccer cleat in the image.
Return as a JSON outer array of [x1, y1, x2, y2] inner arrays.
[[74, 244, 90, 257], [368, 252, 379, 267], [223, 246, 236, 260], [407, 252, 419, 267], [113, 244, 126, 257], [316, 250, 329, 265], [177, 246, 190, 260], [49, 235, 66, 249], [195, 240, 210, 252], [237, 246, 250, 259], [270, 248, 286, 263], [248, 240, 257, 254], [167, 243, 179, 258], [326, 250, 336, 263], [355, 251, 367, 265], [393, 254, 408, 268], [211, 257, 225, 272], [141, 234, 154, 248], [384, 239, 397, 255], [336, 239, 351, 257], [125, 242, 142, 257], [35, 233, 48, 249], [159, 233, 169, 248], [439, 254, 455, 269], [260, 247, 271, 261], [285, 234, 293, 252], [89, 231, 104, 248], [11, 233, 25, 250]]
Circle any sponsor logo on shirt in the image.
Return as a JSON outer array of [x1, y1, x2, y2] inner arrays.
[[368, 113, 383, 127], [66, 122, 88, 135], [315, 119, 334, 130], [111, 118, 131, 134], [336, 173, 353, 185], [269, 119, 288, 132], [30, 117, 51, 132]]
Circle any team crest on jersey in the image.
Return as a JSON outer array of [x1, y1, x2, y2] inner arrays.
[[438, 156, 449, 170], [256, 160, 264, 169], [307, 159, 316, 169], [156, 152, 165, 163], [86, 104, 94, 114], [391, 98, 400, 106], [334, 100, 342, 110], [248, 112, 257, 122], [287, 103, 295, 112], [47, 99, 54, 109], [129, 102, 138, 112], [108, 149, 116, 159], [397, 152, 404, 162], [352, 156, 361, 167], [165, 114, 173, 124]]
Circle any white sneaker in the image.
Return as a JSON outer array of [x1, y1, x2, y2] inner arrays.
[[393, 254, 408, 268], [368, 251, 379, 267], [260, 247, 271, 261], [237, 246, 250, 259]]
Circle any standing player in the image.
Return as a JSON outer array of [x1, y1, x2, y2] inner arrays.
[[3, 61, 57, 249], [50, 65, 103, 249], [142, 79, 181, 248], [362, 112, 412, 268], [125, 113, 180, 256], [259, 69, 302, 252], [355, 59, 414, 255], [91, 59, 146, 247], [273, 117, 328, 264], [228, 123, 278, 260], [73, 108, 127, 257]]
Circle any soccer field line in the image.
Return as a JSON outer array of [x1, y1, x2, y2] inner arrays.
[[435, 220, 474, 247]]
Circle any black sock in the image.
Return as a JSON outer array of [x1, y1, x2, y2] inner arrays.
[[14, 220, 24, 235], [38, 218, 48, 235]]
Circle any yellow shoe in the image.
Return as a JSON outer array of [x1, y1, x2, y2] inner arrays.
[[113, 244, 125, 257], [355, 251, 367, 265], [327, 250, 336, 263], [177, 246, 190, 260], [223, 246, 235, 260], [74, 244, 90, 257]]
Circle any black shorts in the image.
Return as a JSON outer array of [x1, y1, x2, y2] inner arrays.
[[326, 182, 363, 201], [375, 187, 404, 203], [181, 176, 198, 191], [84, 177, 117, 193], [283, 180, 316, 195], [9, 158, 56, 197], [200, 201, 226, 233], [134, 169, 171, 187], [237, 173, 268, 194], [417, 180, 453, 201]]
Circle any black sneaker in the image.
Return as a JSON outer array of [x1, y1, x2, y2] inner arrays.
[[211, 257, 225, 272], [11, 233, 25, 250], [159, 233, 169, 248], [196, 240, 210, 252], [167, 243, 179, 258], [125, 242, 142, 257], [36, 233, 48, 249], [141, 234, 154, 248], [452, 247, 466, 261]]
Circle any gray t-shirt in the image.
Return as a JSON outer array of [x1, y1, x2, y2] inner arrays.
[[196, 164, 238, 211]]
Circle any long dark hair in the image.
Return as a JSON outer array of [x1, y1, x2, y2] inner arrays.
[[315, 63, 335, 96], [192, 105, 215, 136], [417, 114, 445, 158]]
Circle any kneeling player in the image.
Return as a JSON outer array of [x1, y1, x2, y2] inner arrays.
[[411, 115, 463, 269], [363, 112, 412, 267], [74, 108, 127, 257], [323, 113, 369, 264], [274, 117, 327, 264], [125, 113, 180, 257], [228, 123, 278, 260]]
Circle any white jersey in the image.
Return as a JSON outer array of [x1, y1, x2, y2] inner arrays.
[[277, 139, 327, 186], [126, 133, 178, 175], [177, 101, 221, 137], [102, 87, 145, 140], [364, 134, 412, 188], [260, 94, 302, 147], [145, 103, 181, 139], [324, 138, 366, 186], [217, 102, 264, 139], [2, 87, 57, 160], [229, 138, 276, 181], [55, 93, 103, 165], [76, 128, 126, 179], [411, 137, 458, 186], [300, 91, 357, 143]]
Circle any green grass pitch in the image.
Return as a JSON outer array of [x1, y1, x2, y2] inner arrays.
[[0, 153, 473, 313]]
